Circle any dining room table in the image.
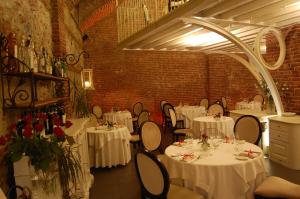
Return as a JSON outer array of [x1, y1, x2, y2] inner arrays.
[[175, 105, 207, 128], [103, 110, 134, 132], [192, 116, 235, 138], [162, 139, 267, 199], [86, 125, 132, 168]]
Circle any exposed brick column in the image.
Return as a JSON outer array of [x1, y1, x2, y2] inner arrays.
[[51, 0, 66, 56]]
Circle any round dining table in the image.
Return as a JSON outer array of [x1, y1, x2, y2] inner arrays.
[[162, 140, 267, 199], [103, 111, 134, 132], [192, 116, 234, 138], [87, 126, 132, 168], [175, 105, 207, 128]]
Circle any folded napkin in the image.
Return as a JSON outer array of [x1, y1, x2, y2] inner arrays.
[[177, 153, 199, 162], [239, 150, 261, 159]]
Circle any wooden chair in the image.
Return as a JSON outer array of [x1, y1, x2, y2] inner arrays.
[[132, 102, 143, 130], [207, 103, 224, 116], [253, 94, 264, 104], [169, 109, 193, 141], [200, 98, 209, 109], [130, 110, 150, 150], [135, 151, 204, 199], [221, 97, 229, 116], [234, 115, 262, 145], [254, 176, 300, 199]]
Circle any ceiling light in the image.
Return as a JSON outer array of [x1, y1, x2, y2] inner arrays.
[[180, 32, 227, 46], [285, 1, 300, 8]]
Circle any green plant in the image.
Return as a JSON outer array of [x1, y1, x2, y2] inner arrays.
[[3, 113, 82, 198], [71, 78, 90, 118]]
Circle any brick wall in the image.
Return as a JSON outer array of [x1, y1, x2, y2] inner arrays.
[[207, 54, 259, 110], [83, 12, 208, 122], [83, 11, 300, 119]]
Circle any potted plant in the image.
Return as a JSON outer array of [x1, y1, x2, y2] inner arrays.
[[2, 113, 81, 199]]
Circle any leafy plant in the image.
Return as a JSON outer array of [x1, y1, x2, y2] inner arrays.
[[71, 78, 90, 118], [4, 114, 82, 198]]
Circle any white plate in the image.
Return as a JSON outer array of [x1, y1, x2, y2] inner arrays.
[[237, 140, 246, 144], [236, 155, 248, 161], [282, 112, 296, 117]]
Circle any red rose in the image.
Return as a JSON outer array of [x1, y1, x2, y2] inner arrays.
[[0, 136, 5, 145], [53, 117, 62, 126], [65, 120, 72, 128], [34, 123, 44, 132], [23, 125, 33, 138], [54, 126, 64, 137], [7, 123, 17, 133], [24, 114, 33, 124], [5, 133, 11, 142]]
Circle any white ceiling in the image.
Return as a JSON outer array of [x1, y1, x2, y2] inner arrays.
[[118, 0, 300, 52]]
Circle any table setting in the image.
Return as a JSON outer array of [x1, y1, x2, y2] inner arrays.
[[162, 135, 267, 199], [175, 104, 207, 128], [86, 122, 132, 168], [235, 100, 262, 111], [103, 110, 134, 132]]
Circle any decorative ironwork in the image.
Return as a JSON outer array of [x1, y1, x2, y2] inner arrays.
[[52, 51, 89, 66], [3, 77, 30, 107]]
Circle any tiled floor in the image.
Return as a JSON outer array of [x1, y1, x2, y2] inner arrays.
[[89, 128, 300, 199]]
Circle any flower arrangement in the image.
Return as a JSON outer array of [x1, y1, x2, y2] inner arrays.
[[0, 112, 81, 198], [201, 133, 210, 150]]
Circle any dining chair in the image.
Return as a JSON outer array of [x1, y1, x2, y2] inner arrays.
[[132, 102, 143, 129], [130, 110, 150, 150], [135, 151, 205, 199], [200, 98, 209, 109], [234, 115, 262, 145], [140, 121, 165, 161], [92, 105, 103, 124], [207, 103, 224, 116], [254, 176, 300, 199], [253, 94, 264, 104], [169, 109, 193, 141], [221, 97, 229, 116]]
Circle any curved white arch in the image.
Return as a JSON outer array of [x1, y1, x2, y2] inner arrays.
[[204, 50, 262, 82], [181, 17, 284, 114]]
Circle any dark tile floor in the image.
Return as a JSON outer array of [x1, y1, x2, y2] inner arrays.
[[89, 128, 300, 199]]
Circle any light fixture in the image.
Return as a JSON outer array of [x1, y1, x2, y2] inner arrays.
[[81, 68, 94, 90], [181, 31, 227, 46]]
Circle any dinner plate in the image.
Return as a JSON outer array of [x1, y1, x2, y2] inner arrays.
[[235, 155, 248, 161], [237, 140, 246, 144]]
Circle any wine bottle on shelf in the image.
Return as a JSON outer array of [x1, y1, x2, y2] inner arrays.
[[58, 104, 66, 126]]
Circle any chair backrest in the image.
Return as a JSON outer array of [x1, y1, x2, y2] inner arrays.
[[140, 121, 162, 152], [135, 152, 169, 198], [160, 100, 168, 111], [221, 97, 227, 109], [163, 103, 174, 118], [169, 109, 177, 128], [200, 98, 209, 109], [133, 102, 143, 116], [138, 110, 150, 127], [92, 105, 102, 119], [207, 103, 224, 116], [234, 115, 262, 145], [253, 94, 264, 104]]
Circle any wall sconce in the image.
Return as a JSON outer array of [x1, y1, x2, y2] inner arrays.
[[81, 68, 94, 90]]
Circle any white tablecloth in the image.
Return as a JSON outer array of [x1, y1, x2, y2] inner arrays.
[[175, 106, 207, 128], [103, 111, 134, 132], [235, 101, 262, 111], [192, 116, 234, 138], [87, 126, 132, 168], [163, 141, 267, 199]]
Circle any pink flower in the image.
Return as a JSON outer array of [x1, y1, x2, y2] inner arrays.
[[24, 114, 33, 125], [54, 126, 64, 137]]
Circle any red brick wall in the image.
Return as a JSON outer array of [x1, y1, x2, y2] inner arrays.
[[267, 25, 300, 113], [207, 54, 259, 110], [83, 11, 300, 119], [83, 13, 208, 122]]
